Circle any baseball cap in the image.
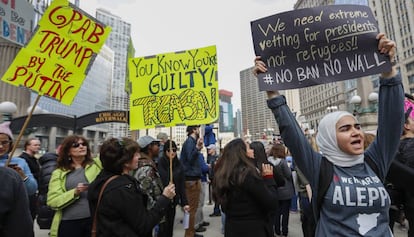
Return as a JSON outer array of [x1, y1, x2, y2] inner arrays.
[[137, 136, 159, 148], [206, 144, 216, 150], [156, 132, 168, 140]]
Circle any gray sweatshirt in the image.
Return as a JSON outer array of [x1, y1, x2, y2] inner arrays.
[[266, 74, 404, 236]]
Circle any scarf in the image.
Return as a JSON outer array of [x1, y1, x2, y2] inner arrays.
[[316, 111, 364, 167]]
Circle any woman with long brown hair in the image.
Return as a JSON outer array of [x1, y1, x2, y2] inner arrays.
[[213, 138, 278, 237], [47, 135, 102, 237]]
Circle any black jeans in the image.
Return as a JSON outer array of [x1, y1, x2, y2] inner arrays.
[[275, 199, 291, 236], [28, 194, 38, 220], [158, 204, 176, 237], [58, 217, 91, 237], [299, 195, 316, 237]]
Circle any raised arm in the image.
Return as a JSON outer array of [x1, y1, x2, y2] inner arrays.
[[365, 34, 404, 178], [254, 57, 321, 186]]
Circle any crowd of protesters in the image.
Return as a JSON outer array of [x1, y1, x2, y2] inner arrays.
[[1, 33, 414, 237]]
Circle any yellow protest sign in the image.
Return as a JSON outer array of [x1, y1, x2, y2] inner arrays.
[[1, 0, 111, 105], [129, 45, 219, 130]]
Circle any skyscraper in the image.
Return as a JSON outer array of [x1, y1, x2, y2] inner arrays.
[[240, 68, 279, 141], [369, 0, 414, 93], [96, 8, 133, 138], [219, 89, 234, 133]]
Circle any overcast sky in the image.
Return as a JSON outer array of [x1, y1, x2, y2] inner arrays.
[[77, 0, 296, 113]]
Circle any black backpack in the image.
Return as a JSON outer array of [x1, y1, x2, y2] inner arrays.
[[315, 156, 380, 221]]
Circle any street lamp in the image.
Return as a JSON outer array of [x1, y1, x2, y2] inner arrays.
[[350, 92, 379, 115], [326, 105, 338, 113], [367, 92, 379, 112], [349, 92, 379, 131], [263, 128, 274, 141], [27, 105, 43, 114], [0, 101, 17, 122]]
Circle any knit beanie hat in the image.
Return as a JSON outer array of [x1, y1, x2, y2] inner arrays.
[[0, 122, 13, 140]]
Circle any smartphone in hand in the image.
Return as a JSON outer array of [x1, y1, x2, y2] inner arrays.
[[7, 164, 18, 169]]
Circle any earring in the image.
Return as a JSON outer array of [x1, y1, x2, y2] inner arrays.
[[68, 156, 72, 161]]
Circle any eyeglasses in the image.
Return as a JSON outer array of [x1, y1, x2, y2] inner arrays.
[[0, 140, 11, 146], [166, 148, 177, 152], [72, 142, 86, 148]]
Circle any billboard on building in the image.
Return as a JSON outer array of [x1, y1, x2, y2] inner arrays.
[[0, 0, 35, 46]]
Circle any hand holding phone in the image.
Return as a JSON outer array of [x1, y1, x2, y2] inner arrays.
[[7, 164, 18, 169], [75, 183, 89, 195]]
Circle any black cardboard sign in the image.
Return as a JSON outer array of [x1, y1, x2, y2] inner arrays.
[[251, 5, 392, 91]]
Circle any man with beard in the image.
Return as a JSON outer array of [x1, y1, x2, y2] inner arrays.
[[180, 125, 204, 237], [19, 138, 41, 220]]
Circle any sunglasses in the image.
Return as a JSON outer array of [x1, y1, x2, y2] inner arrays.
[[72, 142, 86, 148], [0, 140, 11, 146], [166, 148, 177, 152]]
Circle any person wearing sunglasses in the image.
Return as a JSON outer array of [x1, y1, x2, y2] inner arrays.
[[47, 135, 102, 237], [157, 140, 190, 237]]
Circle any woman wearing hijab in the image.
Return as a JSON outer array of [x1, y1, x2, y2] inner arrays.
[[254, 33, 403, 236]]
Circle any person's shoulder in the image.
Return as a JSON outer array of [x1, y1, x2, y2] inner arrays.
[[0, 166, 20, 181], [18, 152, 29, 159], [107, 175, 137, 191], [138, 155, 156, 166], [136, 162, 156, 177], [39, 152, 57, 160], [399, 137, 414, 151], [88, 157, 103, 169], [10, 157, 28, 165], [401, 137, 414, 144], [243, 170, 263, 184]]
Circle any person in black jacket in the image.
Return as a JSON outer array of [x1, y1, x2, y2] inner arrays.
[[250, 141, 285, 188], [0, 166, 34, 237], [19, 138, 41, 220], [37, 151, 58, 229], [213, 138, 278, 237], [387, 102, 414, 236], [157, 140, 190, 237], [88, 137, 176, 237]]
